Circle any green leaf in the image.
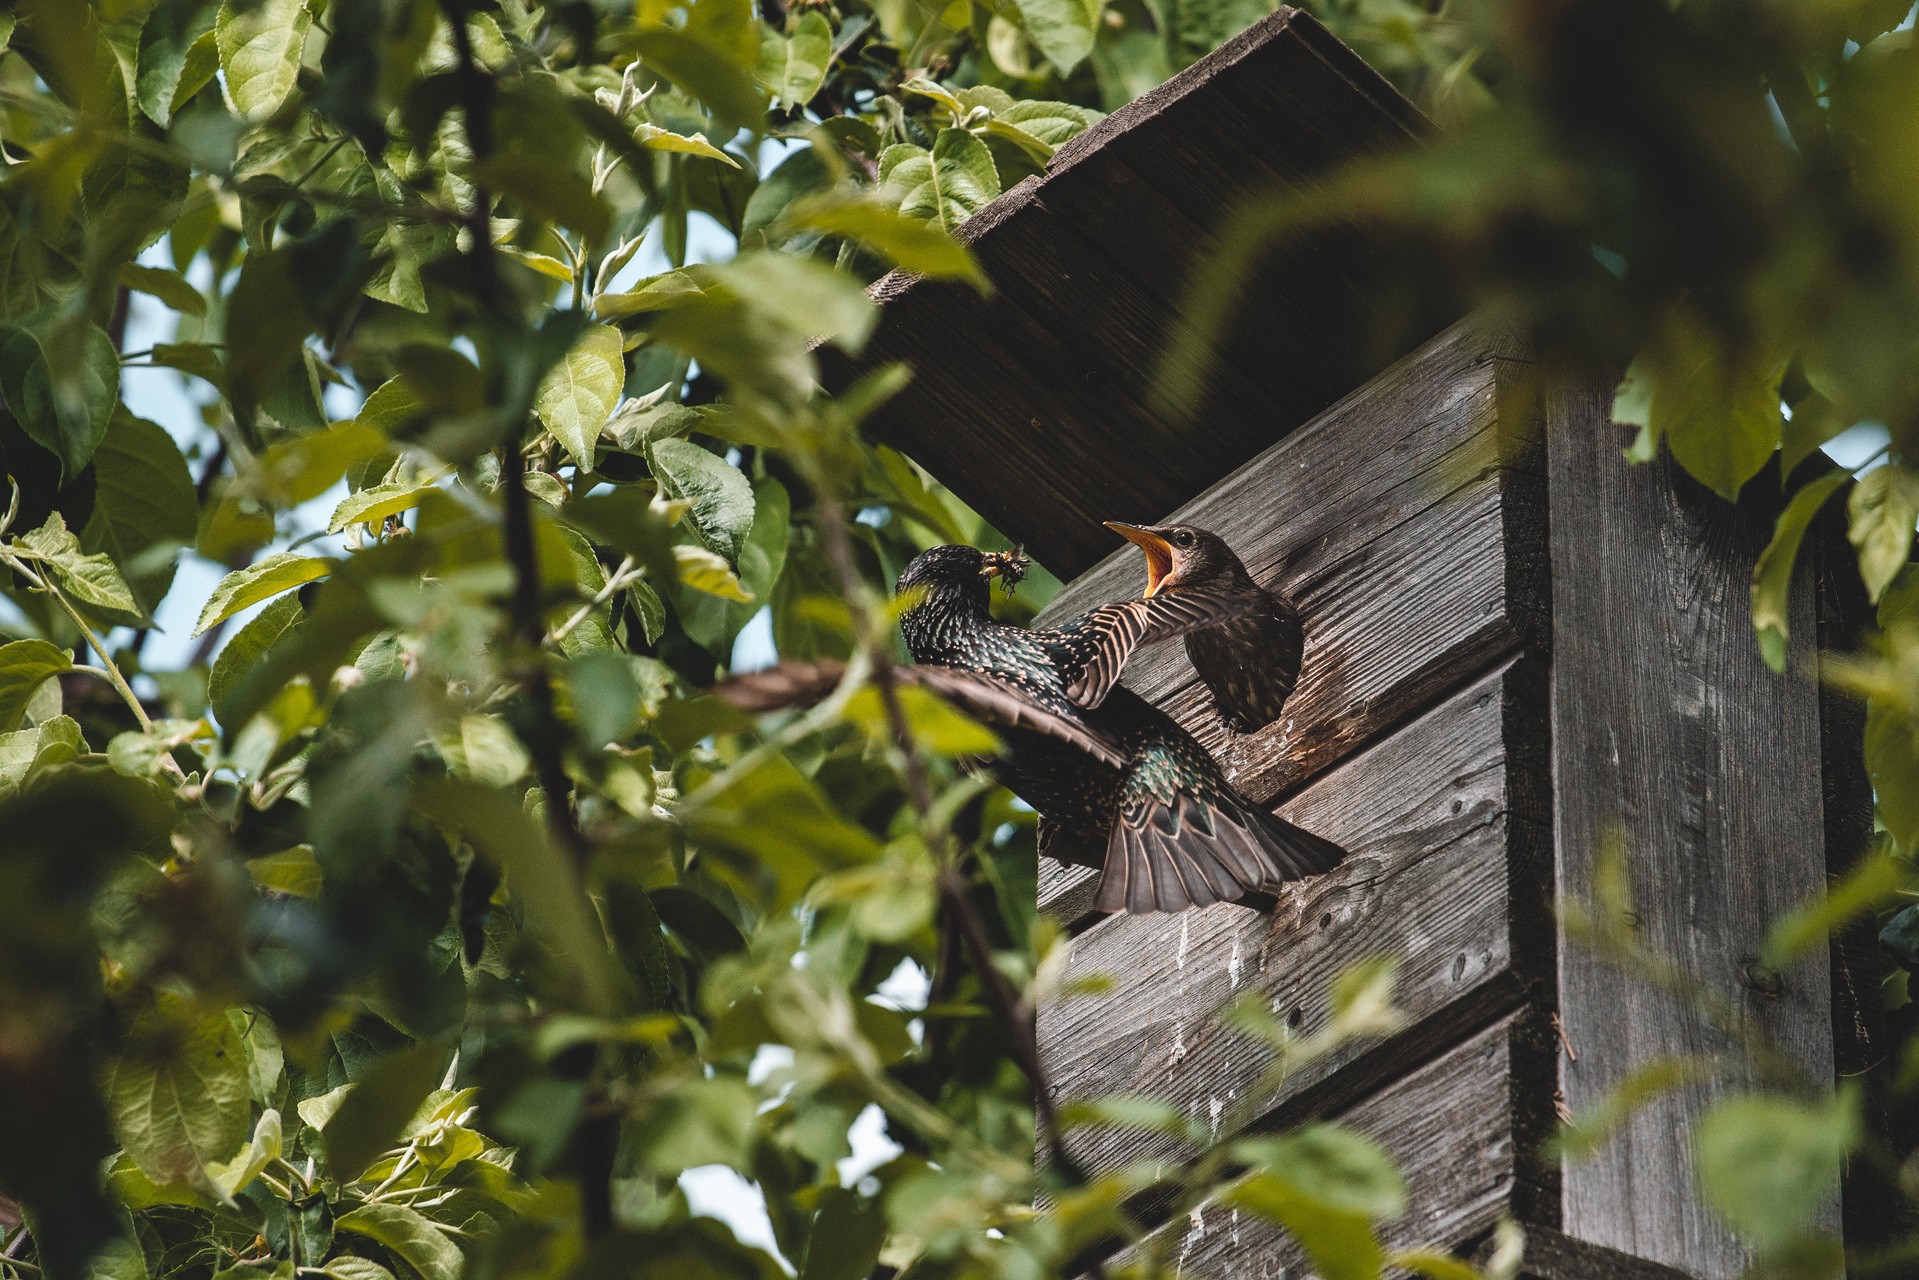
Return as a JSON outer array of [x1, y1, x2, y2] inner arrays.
[[81, 409, 198, 616], [879, 129, 1002, 233], [800, 1186, 886, 1280], [569, 652, 641, 750], [706, 249, 879, 352], [630, 1075, 760, 1174], [1653, 338, 1784, 501], [1228, 1172, 1385, 1280], [673, 544, 754, 601], [117, 263, 206, 316], [1057, 1094, 1190, 1134], [18, 511, 146, 621], [137, 0, 221, 125], [327, 478, 441, 535], [334, 1204, 463, 1280], [845, 685, 999, 757], [1781, 393, 1852, 478], [0, 714, 85, 791], [1847, 463, 1919, 603], [652, 437, 755, 564], [0, 639, 72, 733], [1867, 698, 1919, 848], [247, 845, 322, 897], [635, 122, 741, 165], [150, 341, 224, 386], [472, 153, 612, 244], [1012, 0, 1098, 74], [321, 1259, 394, 1280], [630, 29, 768, 129], [1763, 843, 1904, 968], [1000, 98, 1101, 145], [1389, 1251, 1482, 1280], [437, 713, 530, 787], [535, 323, 625, 471], [195, 553, 335, 636], [1695, 1088, 1858, 1252], [1235, 1125, 1407, 1220], [321, 1041, 455, 1183], [1750, 469, 1848, 672], [1555, 1057, 1713, 1162], [591, 268, 710, 320], [355, 374, 427, 433], [741, 146, 832, 247], [218, 0, 313, 117], [794, 199, 989, 284], [105, 997, 253, 1186], [758, 12, 833, 109], [206, 1107, 282, 1198], [209, 592, 304, 709], [413, 778, 621, 1014], [0, 308, 121, 480]]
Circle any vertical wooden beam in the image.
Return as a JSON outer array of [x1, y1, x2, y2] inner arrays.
[[1546, 381, 1835, 1275]]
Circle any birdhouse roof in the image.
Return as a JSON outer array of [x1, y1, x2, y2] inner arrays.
[[831, 8, 1455, 578]]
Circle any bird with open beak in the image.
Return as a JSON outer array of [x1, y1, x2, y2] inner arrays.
[[1094, 522, 1306, 735]]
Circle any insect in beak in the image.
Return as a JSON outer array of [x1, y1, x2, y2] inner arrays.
[[981, 546, 1031, 593], [1104, 522, 1176, 596]]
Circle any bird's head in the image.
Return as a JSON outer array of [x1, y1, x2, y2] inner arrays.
[[1104, 522, 1252, 596], [897, 544, 1029, 607]]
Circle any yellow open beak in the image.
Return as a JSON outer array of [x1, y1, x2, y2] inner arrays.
[[1105, 522, 1176, 597]]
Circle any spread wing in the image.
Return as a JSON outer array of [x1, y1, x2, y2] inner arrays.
[[1049, 590, 1252, 711], [715, 660, 1128, 769]]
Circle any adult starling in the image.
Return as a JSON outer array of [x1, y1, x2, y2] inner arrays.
[[893, 544, 1343, 913], [1095, 522, 1304, 735]]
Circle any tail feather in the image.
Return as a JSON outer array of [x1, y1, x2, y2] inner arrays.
[[1094, 791, 1347, 915]]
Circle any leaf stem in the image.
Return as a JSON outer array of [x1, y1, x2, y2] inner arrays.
[[545, 554, 637, 647]]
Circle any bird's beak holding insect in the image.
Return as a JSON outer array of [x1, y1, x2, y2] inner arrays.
[[980, 547, 1031, 591], [1105, 522, 1176, 597]]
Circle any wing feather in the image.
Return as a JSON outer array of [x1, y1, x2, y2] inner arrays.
[[1052, 591, 1253, 710], [715, 660, 1129, 768]]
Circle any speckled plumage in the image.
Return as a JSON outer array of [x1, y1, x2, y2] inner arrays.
[[897, 545, 1344, 913]]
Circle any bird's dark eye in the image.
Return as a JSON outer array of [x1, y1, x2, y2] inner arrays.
[[1174, 530, 1195, 548]]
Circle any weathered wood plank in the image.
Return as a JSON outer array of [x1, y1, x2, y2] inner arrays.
[[826, 8, 1452, 578], [1033, 319, 1540, 923], [1546, 379, 1836, 1276], [1039, 658, 1551, 1177], [1099, 1016, 1528, 1279], [1473, 1226, 1697, 1280]]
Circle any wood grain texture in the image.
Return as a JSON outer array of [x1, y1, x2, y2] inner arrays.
[[1033, 320, 1540, 925], [1098, 1016, 1527, 1279], [822, 7, 1457, 578], [1472, 1226, 1697, 1280], [1039, 659, 1553, 1178], [1547, 380, 1836, 1276]]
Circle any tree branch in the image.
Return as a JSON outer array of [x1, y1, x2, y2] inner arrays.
[[437, 0, 613, 1240], [809, 494, 1091, 1191]]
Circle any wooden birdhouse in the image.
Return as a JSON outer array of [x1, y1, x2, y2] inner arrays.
[[830, 10, 1878, 1276]]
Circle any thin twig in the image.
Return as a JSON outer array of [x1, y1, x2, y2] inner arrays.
[[545, 555, 637, 647]]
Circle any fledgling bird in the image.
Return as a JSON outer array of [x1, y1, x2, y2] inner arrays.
[[1090, 522, 1305, 735], [893, 544, 1342, 912]]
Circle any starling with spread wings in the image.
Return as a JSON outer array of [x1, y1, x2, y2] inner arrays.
[[722, 544, 1342, 913]]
